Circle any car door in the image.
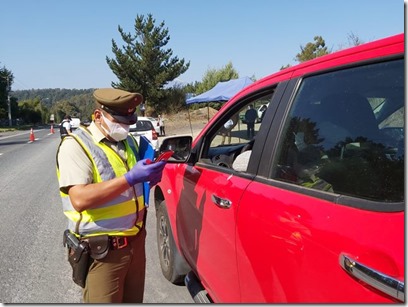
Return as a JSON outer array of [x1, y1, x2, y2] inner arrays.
[[177, 164, 249, 302], [174, 91, 278, 303], [235, 58, 404, 302]]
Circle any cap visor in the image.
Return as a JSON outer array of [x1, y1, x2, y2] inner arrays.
[[111, 113, 137, 125]]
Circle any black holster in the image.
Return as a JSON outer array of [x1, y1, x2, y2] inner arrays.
[[63, 230, 92, 288], [68, 245, 91, 288]]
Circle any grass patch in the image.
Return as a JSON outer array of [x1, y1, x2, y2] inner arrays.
[[0, 127, 16, 132], [0, 125, 32, 132]]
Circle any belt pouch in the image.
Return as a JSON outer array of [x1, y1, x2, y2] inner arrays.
[[87, 235, 109, 260], [67, 241, 91, 288]]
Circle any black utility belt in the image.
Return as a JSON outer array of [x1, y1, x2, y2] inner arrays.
[[63, 231, 139, 288], [84, 234, 140, 257], [64, 231, 139, 260], [84, 234, 138, 253]]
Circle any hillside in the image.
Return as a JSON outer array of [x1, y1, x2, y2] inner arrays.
[[12, 88, 94, 107]]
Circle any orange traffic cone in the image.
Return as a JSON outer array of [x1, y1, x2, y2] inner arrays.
[[29, 128, 35, 142], [50, 124, 55, 134]]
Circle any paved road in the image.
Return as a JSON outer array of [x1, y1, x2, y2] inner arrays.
[[0, 128, 193, 303]]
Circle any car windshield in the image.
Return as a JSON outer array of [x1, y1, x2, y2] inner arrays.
[[130, 120, 154, 132]]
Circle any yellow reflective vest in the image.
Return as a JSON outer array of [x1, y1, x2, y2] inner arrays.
[[56, 126, 145, 237]]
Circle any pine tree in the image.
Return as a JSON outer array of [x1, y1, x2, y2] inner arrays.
[[295, 36, 330, 63], [0, 67, 13, 120], [106, 14, 190, 110]]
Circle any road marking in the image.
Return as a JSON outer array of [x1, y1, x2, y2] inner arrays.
[[0, 131, 29, 140]]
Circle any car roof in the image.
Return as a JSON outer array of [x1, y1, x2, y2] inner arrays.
[[227, 33, 403, 115], [193, 33, 404, 146], [249, 33, 404, 94]]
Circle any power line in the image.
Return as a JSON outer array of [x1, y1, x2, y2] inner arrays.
[[10, 77, 31, 91]]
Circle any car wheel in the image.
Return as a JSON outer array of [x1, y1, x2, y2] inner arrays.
[[156, 200, 185, 284]]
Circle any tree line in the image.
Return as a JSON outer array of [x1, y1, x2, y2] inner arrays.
[[0, 13, 364, 127]]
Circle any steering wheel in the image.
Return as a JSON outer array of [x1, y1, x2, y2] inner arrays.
[[212, 154, 234, 168]]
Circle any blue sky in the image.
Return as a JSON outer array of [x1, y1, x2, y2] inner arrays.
[[1, 0, 404, 90]]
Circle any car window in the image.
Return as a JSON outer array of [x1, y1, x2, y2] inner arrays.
[[199, 93, 274, 171], [272, 59, 404, 202], [130, 120, 153, 132]]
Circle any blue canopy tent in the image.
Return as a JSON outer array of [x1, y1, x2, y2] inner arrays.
[[185, 77, 254, 136], [186, 77, 253, 104]]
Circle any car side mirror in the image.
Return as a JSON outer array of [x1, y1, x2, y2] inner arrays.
[[159, 136, 193, 163]]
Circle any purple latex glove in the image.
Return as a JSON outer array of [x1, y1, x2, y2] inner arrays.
[[149, 172, 163, 188], [124, 159, 166, 186]]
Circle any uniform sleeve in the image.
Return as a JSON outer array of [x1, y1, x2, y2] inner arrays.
[[57, 137, 93, 194]]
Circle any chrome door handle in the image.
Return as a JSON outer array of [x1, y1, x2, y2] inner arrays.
[[339, 253, 404, 302], [211, 194, 232, 209]]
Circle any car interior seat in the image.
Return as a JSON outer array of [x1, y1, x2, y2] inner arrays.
[[314, 93, 380, 150], [314, 93, 384, 199]]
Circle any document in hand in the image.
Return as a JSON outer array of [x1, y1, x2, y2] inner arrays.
[[139, 135, 155, 206]]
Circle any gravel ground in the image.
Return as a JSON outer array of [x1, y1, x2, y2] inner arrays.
[[159, 107, 217, 138]]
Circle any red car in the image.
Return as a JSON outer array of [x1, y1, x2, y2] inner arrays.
[[153, 33, 404, 303]]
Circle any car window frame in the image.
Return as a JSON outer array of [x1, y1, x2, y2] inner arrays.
[[192, 84, 287, 178], [256, 57, 404, 213]]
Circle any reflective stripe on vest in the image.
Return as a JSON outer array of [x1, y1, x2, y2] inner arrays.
[[56, 127, 145, 237]]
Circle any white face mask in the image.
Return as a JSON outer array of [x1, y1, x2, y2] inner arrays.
[[101, 112, 130, 142]]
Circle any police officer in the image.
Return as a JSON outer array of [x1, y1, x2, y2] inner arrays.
[[56, 88, 166, 303], [60, 115, 72, 139]]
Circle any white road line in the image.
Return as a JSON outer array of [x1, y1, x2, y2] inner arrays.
[[0, 131, 29, 140]]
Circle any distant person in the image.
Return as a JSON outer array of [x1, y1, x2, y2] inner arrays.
[[60, 115, 72, 139], [244, 104, 258, 139], [219, 113, 239, 145], [140, 103, 146, 116], [158, 115, 165, 136]]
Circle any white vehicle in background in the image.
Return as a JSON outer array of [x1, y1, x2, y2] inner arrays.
[[70, 117, 81, 130], [257, 103, 269, 122], [129, 119, 160, 152], [138, 116, 160, 135]]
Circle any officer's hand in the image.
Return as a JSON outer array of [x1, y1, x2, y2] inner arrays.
[[147, 161, 167, 188], [124, 159, 166, 187], [148, 172, 163, 188]]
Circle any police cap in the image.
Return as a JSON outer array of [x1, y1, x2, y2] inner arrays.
[[93, 88, 143, 125]]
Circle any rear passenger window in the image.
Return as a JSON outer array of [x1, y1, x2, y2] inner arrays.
[[273, 59, 404, 202]]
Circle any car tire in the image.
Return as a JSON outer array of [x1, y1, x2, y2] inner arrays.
[[156, 200, 185, 284]]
